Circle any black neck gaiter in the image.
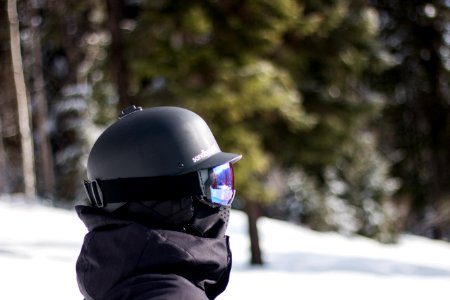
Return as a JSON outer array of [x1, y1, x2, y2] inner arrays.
[[113, 197, 230, 238], [186, 199, 230, 238]]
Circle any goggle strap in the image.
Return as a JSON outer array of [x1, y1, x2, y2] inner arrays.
[[84, 172, 203, 207]]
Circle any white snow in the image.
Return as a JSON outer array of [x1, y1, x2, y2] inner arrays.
[[0, 198, 449, 300]]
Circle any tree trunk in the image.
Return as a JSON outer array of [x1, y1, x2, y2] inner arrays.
[[1, 0, 19, 193], [39, 1, 92, 203], [106, 0, 131, 109], [245, 201, 264, 265], [7, 0, 36, 197], [0, 118, 6, 193], [26, 0, 55, 199]]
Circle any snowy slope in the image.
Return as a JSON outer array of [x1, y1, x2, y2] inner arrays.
[[0, 198, 449, 300]]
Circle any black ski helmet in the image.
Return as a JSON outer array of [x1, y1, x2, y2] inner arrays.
[[87, 106, 241, 179], [84, 106, 241, 208]]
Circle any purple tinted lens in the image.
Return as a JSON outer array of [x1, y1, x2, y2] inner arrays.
[[211, 163, 234, 189], [209, 163, 235, 205]]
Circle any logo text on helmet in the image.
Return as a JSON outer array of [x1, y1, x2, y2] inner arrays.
[[192, 146, 218, 163]]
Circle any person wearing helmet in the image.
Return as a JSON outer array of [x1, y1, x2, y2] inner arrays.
[[76, 106, 241, 300]]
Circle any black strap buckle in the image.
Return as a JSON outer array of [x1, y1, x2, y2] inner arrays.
[[83, 179, 104, 207]]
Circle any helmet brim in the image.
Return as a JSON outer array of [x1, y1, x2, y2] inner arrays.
[[180, 152, 242, 174]]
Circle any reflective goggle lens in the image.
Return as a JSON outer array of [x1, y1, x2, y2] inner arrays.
[[209, 163, 235, 205]]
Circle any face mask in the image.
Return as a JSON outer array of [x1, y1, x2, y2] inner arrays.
[[113, 196, 230, 238], [114, 197, 194, 229], [185, 197, 230, 238]]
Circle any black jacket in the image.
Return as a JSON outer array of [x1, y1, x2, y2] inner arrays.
[[76, 205, 232, 300]]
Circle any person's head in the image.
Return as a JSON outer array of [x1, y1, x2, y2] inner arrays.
[[84, 105, 241, 237]]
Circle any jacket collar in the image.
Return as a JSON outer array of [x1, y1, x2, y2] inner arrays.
[[76, 205, 231, 299]]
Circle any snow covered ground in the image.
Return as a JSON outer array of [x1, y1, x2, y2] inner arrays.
[[1, 197, 449, 300]]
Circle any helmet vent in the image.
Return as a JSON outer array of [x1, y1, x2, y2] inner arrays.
[[118, 105, 142, 119]]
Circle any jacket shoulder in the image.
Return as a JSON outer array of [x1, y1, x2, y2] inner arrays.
[[105, 273, 210, 300]]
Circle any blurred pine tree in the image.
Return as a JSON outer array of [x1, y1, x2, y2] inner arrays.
[[371, 0, 450, 239], [110, 0, 399, 261]]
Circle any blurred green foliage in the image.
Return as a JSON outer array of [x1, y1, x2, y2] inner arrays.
[[89, 0, 399, 241], [5, 0, 449, 243]]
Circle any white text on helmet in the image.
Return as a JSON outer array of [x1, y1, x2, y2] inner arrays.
[[192, 146, 218, 163]]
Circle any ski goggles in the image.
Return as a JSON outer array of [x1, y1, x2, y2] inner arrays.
[[85, 162, 236, 208], [199, 162, 236, 206]]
